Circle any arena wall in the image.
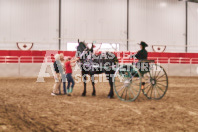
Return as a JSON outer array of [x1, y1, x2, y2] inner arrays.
[[0, 0, 198, 52], [0, 50, 198, 77], [0, 63, 197, 78]]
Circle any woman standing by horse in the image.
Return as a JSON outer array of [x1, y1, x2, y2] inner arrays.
[[65, 56, 79, 96], [60, 53, 67, 94], [51, 54, 63, 96]]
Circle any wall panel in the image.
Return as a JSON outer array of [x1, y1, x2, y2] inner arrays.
[[0, 0, 197, 52], [129, 0, 186, 52], [61, 0, 127, 50], [188, 2, 198, 53], [0, 0, 59, 50]]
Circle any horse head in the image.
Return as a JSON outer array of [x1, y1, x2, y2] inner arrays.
[[76, 40, 93, 62]]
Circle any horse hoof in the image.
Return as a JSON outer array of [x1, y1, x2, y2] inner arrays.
[[92, 93, 96, 96], [108, 96, 114, 99], [82, 93, 86, 97]]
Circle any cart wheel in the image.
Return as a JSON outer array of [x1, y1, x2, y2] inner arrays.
[[113, 65, 142, 102], [142, 64, 168, 100]]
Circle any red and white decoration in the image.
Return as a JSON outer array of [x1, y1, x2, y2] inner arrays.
[[152, 45, 166, 53], [17, 42, 34, 50]]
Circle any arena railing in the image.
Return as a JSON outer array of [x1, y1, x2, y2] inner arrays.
[[119, 57, 170, 64], [0, 56, 198, 64], [169, 57, 191, 64], [0, 56, 19, 63], [191, 58, 198, 64], [20, 56, 45, 63]]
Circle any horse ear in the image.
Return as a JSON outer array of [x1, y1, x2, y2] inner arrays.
[[90, 43, 93, 53]]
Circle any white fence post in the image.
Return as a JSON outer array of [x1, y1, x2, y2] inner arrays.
[[18, 57, 21, 76]]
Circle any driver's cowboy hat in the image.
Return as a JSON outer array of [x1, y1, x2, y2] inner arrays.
[[138, 41, 148, 47]]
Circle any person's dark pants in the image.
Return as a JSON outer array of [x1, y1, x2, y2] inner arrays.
[[62, 74, 67, 94], [58, 81, 66, 94], [63, 82, 66, 94], [66, 73, 75, 90], [60, 74, 67, 94]]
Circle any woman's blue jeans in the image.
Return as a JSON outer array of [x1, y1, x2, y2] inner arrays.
[[66, 73, 75, 89]]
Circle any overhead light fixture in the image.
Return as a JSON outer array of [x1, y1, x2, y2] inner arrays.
[[160, 2, 167, 7], [178, 0, 198, 3], [190, 0, 198, 2]]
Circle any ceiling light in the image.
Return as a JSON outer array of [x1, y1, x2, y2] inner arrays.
[[160, 2, 167, 7]]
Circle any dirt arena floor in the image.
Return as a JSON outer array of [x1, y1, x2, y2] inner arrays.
[[0, 76, 198, 132]]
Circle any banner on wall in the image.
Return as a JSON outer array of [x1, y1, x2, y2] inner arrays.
[[152, 45, 166, 53], [17, 42, 34, 50]]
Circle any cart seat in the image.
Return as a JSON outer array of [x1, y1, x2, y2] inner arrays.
[[137, 60, 155, 75]]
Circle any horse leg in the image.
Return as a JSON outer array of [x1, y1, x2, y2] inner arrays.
[[82, 74, 87, 96], [91, 75, 96, 96], [107, 73, 114, 98]]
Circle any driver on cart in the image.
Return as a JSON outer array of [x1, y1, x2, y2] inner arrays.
[[128, 41, 148, 60], [128, 41, 148, 89]]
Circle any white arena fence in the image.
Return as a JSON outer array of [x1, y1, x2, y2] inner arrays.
[[0, 56, 198, 77]]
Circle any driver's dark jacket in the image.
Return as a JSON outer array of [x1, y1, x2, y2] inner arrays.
[[130, 49, 148, 73], [135, 49, 148, 60]]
